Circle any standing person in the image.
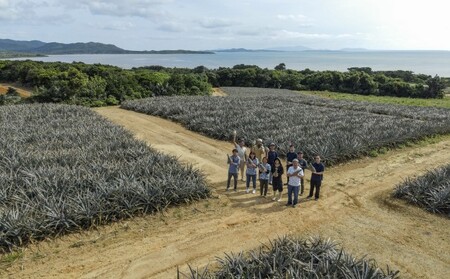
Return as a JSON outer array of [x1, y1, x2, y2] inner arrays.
[[271, 158, 284, 202], [297, 151, 308, 196], [258, 156, 271, 197], [285, 145, 297, 185], [246, 151, 259, 194], [232, 131, 247, 181], [307, 155, 325, 200], [267, 143, 278, 184], [251, 138, 266, 162], [226, 149, 241, 192], [286, 159, 304, 208]]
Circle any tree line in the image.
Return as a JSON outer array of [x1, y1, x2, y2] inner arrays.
[[0, 60, 446, 106]]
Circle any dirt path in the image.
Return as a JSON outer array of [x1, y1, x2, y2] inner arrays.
[[2, 107, 450, 279]]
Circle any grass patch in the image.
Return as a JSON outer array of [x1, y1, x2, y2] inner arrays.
[[0, 250, 24, 267], [306, 90, 450, 109]]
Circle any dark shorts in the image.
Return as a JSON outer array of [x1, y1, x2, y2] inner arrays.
[[272, 179, 283, 192]]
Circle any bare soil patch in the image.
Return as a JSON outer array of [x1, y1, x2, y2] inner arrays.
[[0, 83, 32, 98], [2, 107, 449, 279], [212, 88, 227, 97]]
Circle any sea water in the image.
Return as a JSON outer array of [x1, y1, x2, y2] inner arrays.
[[8, 50, 450, 77]]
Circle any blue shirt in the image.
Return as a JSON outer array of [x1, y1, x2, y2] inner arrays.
[[228, 155, 241, 174], [267, 150, 278, 165], [246, 158, 259, 175], [311, 162, 325, 181], [259, 163, 271, 180]]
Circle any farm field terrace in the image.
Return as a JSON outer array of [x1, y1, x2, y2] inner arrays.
[[121, 87, 450, 164], [0, 104, 209, 252]]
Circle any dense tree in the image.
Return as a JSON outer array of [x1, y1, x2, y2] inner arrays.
[[0, 60, 445, 107]]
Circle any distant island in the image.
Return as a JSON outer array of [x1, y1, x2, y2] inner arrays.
[[0, 51, 47, 59], [212, 48, 281, 53], [0, 39, 213, 56]]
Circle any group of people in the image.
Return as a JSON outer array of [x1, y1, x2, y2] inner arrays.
[[226, 132, 325, 208]]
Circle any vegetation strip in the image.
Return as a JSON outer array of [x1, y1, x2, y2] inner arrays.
[[394, 163, 450, 217], [0, 104, 209, 252], [0, 61, 447, 107], [121, 87, 450, 164], [177, 236, 399, 278]]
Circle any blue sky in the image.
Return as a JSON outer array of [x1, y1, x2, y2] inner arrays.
[[1, 0, 449, 50]]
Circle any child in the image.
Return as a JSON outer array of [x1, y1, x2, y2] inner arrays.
[[258, 156, 271, 197], [246, 151, 259, 193], [271, 157, 284, 202], [226, 149, 241, 191]]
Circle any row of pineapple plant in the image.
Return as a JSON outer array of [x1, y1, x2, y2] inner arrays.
[[177, 236, 399, 278], [121, 87, 450, 165], [0, 104, 209, 252], [394, 163, 450, 217]]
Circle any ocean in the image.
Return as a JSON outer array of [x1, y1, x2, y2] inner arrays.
[[8, 50, 450, 77]]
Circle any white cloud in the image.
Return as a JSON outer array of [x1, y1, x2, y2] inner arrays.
[[273, 30, 331, 40], [61, 0, 172, 20], [197, 17, 236, 29], [157, 22, 185, 32], [92, 21, 135, 31], [277, 14, 307, 22]]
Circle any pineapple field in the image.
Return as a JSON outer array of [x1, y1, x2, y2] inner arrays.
[[178, 236, 399, 278], [394, 163, 450, 217], [0, 104, 209, 252], [121, 87, 450, 164], [1, 90, 449, 278]]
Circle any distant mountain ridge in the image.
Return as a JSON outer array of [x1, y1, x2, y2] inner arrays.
[[212, 48, 280, 53], [0, 39, 213, 54]]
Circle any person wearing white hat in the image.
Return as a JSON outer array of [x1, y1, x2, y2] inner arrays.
[[251, 138, 266, 162]]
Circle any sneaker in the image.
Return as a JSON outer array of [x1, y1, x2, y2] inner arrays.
[[252, 189, 256, 194], [292, 204, 296, 208], [246, 188, 250, 193], [272, 197, 276, 201], [306, 196, 312, 199], [226, 188, 229, 192], [314, 198, 319, 201], [233, 189, 237, 192], [277, 198, 282, 202], [285, 203, 291, 206]]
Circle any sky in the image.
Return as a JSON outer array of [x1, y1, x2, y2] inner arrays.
[[1, 0, 450, 51]]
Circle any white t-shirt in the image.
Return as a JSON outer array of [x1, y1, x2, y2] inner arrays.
[[235, 144, 247, 159], [287, 166, 304, 186]]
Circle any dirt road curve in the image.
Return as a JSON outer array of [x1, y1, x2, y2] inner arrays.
[[2, 107, 449, 279]]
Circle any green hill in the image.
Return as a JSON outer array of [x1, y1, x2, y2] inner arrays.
[[0, 39, 213, 55]]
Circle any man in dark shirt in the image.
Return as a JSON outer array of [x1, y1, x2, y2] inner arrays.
[[296, 151, 308, 195], [267, 143, 278, 184], [307, 155, 325, 200]]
